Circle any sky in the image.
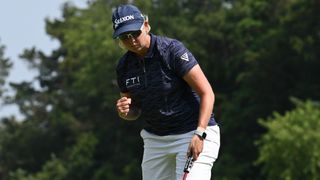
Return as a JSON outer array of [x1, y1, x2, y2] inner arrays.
[[0, 0, 88, 119]]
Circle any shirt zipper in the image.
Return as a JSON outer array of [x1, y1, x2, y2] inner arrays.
[[141, 58, 147, 88]]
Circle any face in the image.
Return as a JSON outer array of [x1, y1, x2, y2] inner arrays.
[[118, 22, 150, 55]]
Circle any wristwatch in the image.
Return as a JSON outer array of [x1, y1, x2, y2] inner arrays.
[[194, 129, 207, 140]]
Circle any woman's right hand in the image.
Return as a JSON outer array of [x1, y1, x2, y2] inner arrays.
[[116, 96, 132, 116]]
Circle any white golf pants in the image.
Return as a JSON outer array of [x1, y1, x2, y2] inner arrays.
[[140, 125, 220, 180]]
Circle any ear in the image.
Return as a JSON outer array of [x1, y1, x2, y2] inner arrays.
[[143, 21, 151, 33], [147, 24, 151, 33], [118, 40, 125, 49]]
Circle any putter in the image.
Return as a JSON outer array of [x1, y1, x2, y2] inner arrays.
[[183, 156, 194, 180]]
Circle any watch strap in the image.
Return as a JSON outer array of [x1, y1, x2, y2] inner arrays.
[[194, 129, 207, 140]]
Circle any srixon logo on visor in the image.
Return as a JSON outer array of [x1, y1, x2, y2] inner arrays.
[[114, 15, 135, 28]]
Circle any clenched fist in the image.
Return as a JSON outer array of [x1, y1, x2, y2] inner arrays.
[[116, 97, 132, 116]]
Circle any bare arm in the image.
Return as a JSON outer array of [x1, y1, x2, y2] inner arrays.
[[183, 64, 215, 159], [183, 64, 215, 130], [116, 92, 141, 120]]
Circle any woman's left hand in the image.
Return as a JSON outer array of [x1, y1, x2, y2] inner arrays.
[[187, 135, 204, 160]]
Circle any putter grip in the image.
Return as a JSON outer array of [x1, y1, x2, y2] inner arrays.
[[183, 156, 194, 173]]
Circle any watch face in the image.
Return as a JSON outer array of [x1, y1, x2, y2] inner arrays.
[[195, 130, 207, 140], [202, 132, 207, 139]]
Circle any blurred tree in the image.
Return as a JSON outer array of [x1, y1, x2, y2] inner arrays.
[[0, 42, 12, 179], [0, 1, 143, 179], [9, 133, 98, 180], [257, 99, 320, 180], [203, 0, 320, 178], [0, 43, 12, 99]]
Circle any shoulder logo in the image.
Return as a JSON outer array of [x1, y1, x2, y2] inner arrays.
[[180, 52, 189, 61]]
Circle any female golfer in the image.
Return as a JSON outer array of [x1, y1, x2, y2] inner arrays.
[[113, 4, 220, 180]]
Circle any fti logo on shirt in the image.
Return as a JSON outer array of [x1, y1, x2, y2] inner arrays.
[[126, 76, 141, 88]]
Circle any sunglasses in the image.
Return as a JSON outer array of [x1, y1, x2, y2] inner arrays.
[[118, 30, 142, 41]]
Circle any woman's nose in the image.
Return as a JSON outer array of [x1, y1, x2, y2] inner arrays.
[[128, 35, 136, 42]]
